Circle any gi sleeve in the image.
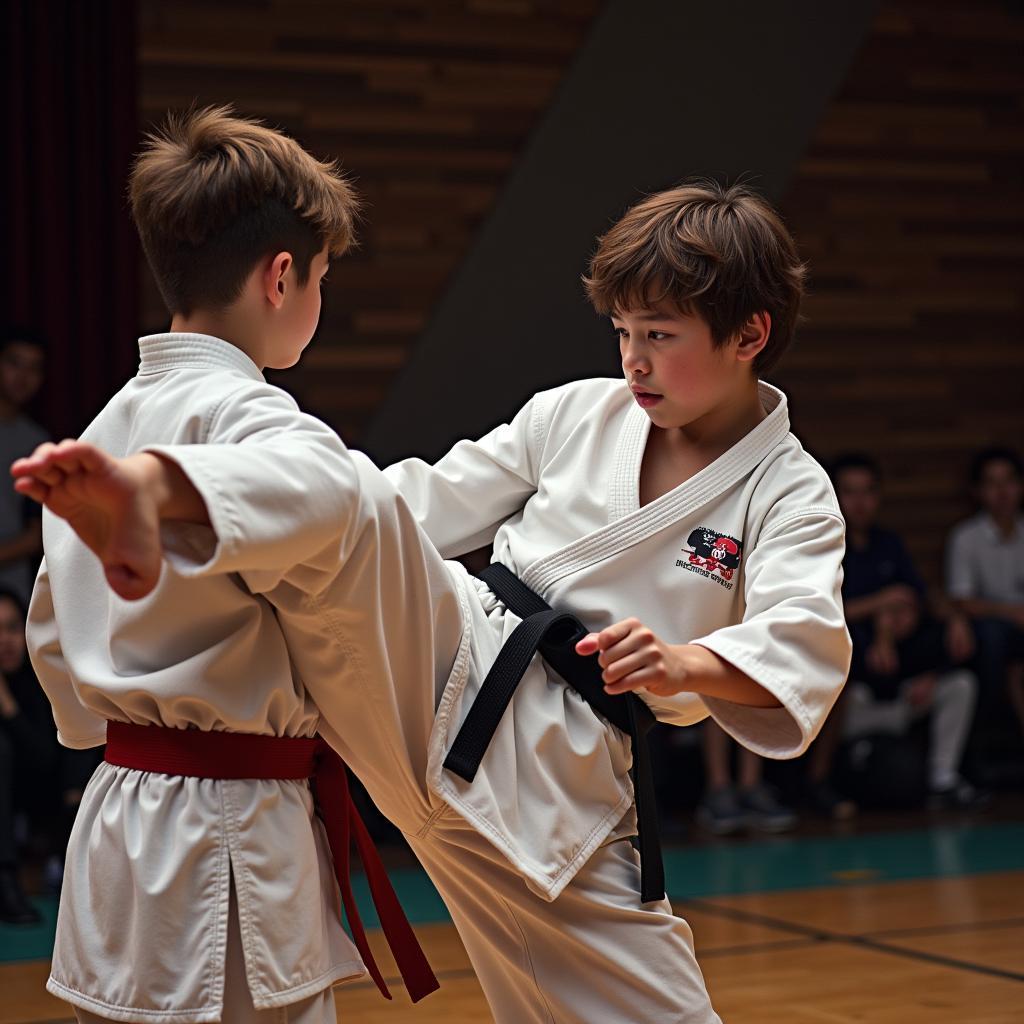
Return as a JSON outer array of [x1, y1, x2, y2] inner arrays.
[[686, 510, 852, 758], [26, 557, 108, 749], [143, 381, 361, 583], [382, 393, 545, 558]]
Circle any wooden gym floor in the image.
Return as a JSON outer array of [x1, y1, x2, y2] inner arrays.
[[3, 821, 1022, 1023]]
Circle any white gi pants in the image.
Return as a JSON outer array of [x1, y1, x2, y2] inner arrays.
[[409, 810, 722, 1024], [331, 464, 723, 1023], [73, 873, 337, 1024], [842, 669, 978, 790]]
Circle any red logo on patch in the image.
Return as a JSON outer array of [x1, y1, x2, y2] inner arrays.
[[682, 527, 743, 582]]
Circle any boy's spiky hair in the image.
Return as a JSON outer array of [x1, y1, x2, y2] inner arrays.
[[583, 180, 806, 375], [130, 105, 359, 315]]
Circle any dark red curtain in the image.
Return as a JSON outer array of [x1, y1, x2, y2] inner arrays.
[[3, 0, 138, 439]]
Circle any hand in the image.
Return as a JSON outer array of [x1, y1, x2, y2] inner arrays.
[[575, 618, 689, 697], [11, 440, 165, 601], [865, 638, 899, 677], [945, 614, 975, 663], [906, 673, 936, 709]]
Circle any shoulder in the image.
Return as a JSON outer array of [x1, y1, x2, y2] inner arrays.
[[521, 378, 631, 465], [754, 434, 844, 532], [204, 375, 331, 444], [947, 514, 986, 548], [529, 377, 629, 436], [532, 377, 627, 417], [132, 366, 307, 446]]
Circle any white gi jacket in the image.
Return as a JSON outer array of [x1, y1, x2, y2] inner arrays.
[[385, 377, 852, 894], [28, 335, 462, 1022]]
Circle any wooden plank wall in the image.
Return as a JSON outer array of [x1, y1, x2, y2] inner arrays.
[[138, 0, 1023, 587], [137, 0, 602, 440], [776, 0, 1024, 586]]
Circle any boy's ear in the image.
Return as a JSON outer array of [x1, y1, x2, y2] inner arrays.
[[263, 252, 293, 309], [735, 311, 770, 363]]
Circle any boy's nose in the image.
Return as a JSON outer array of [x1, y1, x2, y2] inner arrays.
[[621, 343, 649, 373]]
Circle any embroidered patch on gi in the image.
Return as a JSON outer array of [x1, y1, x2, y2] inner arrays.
[[676, 527, 743, 590]]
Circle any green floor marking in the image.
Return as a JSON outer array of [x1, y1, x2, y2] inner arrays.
[[3, 821, 1023, 963], [660, 821, 1024, 899]]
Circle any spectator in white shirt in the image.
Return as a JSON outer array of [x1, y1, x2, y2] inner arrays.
[[945, 447, 1024, 738]]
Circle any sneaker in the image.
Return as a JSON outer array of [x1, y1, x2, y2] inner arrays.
[[695, 786, 747, 835], [738, 783, 797, 833], [805, 780, 857, 821], [927, 779, 992, 811]]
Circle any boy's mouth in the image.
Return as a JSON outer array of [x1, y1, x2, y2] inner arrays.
[[631, 386, 663, 408]]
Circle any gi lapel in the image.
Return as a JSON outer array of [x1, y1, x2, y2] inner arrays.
[[522, 383, 791, 594]]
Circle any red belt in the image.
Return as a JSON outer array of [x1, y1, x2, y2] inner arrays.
[[104, 721, 439, 1003]]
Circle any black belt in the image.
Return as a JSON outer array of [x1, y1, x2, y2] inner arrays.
[[443, 563, 665, 903]]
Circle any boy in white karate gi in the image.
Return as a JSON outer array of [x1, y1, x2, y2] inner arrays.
[[14, 107, 442, 1024], [19, 165, 851, 1022]]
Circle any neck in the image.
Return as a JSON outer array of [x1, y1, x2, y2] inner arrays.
[[169, 309, 266, 370], [0, 397, 17, 422], [670, 379, 766, 457]]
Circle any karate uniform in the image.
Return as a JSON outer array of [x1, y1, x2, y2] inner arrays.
[[30, 335, 848, 1024]]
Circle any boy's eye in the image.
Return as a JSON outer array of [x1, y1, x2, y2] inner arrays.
[[649, 331, 669, 341], [613, 326, 628, 338]]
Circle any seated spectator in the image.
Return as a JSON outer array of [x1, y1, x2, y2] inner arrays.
[[0, 588, 54, 923], [833, 454, 985, 809], [0, 328, 47, 605], [696, 720, 797, 834], [945, 447, 1024, 738]]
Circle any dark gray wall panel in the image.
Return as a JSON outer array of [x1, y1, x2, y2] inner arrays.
[[365, 0, 878, 463]]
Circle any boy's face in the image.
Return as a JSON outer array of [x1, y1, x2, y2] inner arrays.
[[611, 306, 754, 431], [976, 458, 1023, 521], [266, 248, 330, 370], [0, 341, 45, 409], [834, 467, 880, 533]]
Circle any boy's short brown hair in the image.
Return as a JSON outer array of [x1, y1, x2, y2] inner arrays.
[[130, 105, 359, 316], [584, 181, 805, 374]]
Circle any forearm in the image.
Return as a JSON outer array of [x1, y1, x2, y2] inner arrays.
[[674, 643, 783, 708]]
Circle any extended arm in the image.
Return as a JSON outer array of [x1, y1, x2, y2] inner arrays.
[[383, 391, 547, 557]]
